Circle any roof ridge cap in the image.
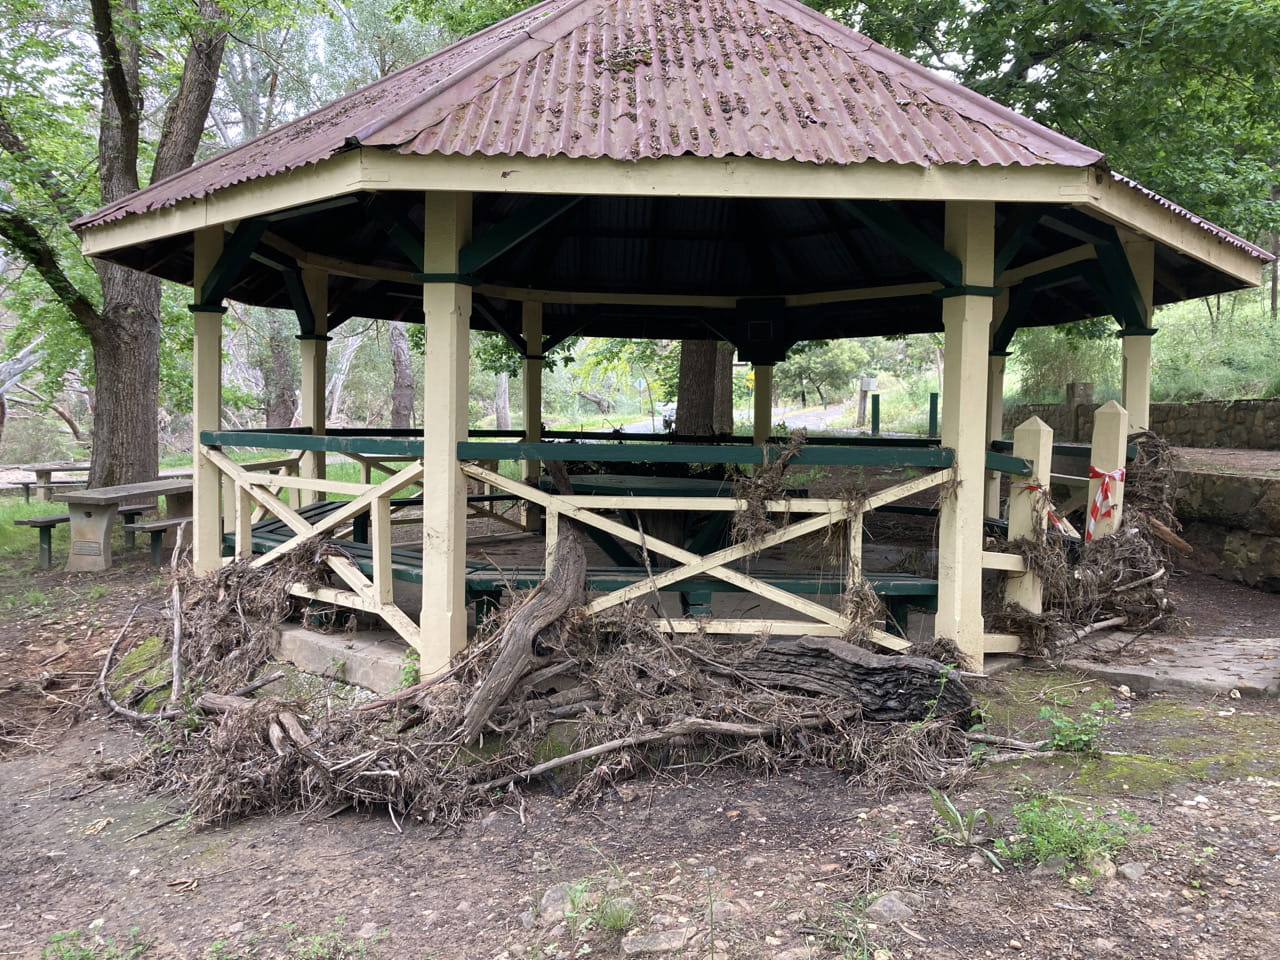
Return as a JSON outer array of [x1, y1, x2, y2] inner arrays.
[[353, 0, 603, 145]]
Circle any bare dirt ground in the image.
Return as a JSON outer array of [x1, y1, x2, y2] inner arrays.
[[2, 547, 1279, 960], [4, 443, 1280, 960]]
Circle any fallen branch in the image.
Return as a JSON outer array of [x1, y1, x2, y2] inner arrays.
[[97, 603, 182, 722], [964, 731, 1048, 751], [1114, 567, 1166, 593], [1074, 615, 1128, 639], [169, 579, 184, 705], [1148, 518, 1193, 556]]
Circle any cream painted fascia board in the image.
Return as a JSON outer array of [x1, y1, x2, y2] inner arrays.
[[79, 149, 1095, 257], [82, 148, 1266, 290], [1079, 176, 1267, 287]]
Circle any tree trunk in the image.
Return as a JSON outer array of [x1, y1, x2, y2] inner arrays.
[[87, 266, 162, 487], [388, 321, 414, 428], [713, 341, 734, 434], [494, 372, 511, 430], [262, 326, 296, 429], [675, 340, 718, 435]]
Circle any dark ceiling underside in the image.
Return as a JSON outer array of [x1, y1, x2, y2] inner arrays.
[[103, 190, 1245, 358]]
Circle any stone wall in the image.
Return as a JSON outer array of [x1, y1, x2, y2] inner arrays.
[[1005, 398, 1280, 449], [1176, 471, 1280, 592]]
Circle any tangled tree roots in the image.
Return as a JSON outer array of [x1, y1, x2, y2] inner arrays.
[[122, 564, 979, 827]]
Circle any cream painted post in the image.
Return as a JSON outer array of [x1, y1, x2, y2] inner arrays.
[[753, 365, 773, 445], [1086, 400, 1129, 540], [984, 351, 1009, 517], [935, 200, 995, 666], [191, 227, 225, 574], [1005, 416, 1053, 614], [522, 301, 544, 531], [419, 191, 472, 674], [297, 268, 329, 508], [1121, 239, 1155, 431]]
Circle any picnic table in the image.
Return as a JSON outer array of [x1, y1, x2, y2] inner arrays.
[[54, 477, 193, 572], [17, 461, 91, 502]]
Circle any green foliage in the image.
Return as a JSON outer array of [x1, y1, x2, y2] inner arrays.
[[42, 928, 152, 960], [1007, 325, 1120, 405], [809, 0, 1280, 238], [1039, 699, 1115, 755], [775, 339, 869, 407], [927, 787, 1001, 867], [1150, 288, 1280, 402], [809, 898, 884, 960], [398, 647, 421, 689], [996, 796, 1149, 881]]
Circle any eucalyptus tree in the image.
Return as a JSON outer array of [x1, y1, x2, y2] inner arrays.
[[0, 0, 318, 485]]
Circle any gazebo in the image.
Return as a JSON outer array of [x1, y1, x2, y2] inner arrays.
[[72, 0, 1272, 671]]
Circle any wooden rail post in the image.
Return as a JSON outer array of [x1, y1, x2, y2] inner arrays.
[[985, 349, 1009, 517], [298, 267, 329, 508], [419, 191, 472, 674], [935, 200, 996, 667], [753, 364, 773, 445], [1005, 416, 1053, 615], [191, 226, 224, 575], [522, 301, 544, 532], [1086, 400, 1129, 540]]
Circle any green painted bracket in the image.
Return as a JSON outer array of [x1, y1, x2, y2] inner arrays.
[[199, 219, 268, 306], [838, 200, 962, 286], [460, 196, 582, 276], [368, 195, 425, 272]]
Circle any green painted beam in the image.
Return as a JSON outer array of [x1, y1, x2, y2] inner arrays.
[[838, 200, 962, 286], [202, 430, 424, 456], [458, 441, 954, 468], [985, 450, 1033, 476], [459, 196, 582, 276], [1040, 210, 1147, 331]]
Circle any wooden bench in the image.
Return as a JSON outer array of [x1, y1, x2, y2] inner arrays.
[[118, 502, 157, 548], [124, 517, 192, 565], [18, 479, 86, 504], [13, 515, 71, 569], [464, 564, 938, 635]]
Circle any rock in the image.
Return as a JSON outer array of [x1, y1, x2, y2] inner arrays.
[[539, 883, 572, 926], [865, 891, 915, 924], [357, 922, 380, 940], [621, 927, 695, 955], [518, 909, 536, 931], [967, 851, 990, 869], [1032, 855, 1068, 877], [1117, 862, 1148, 882], [1089, 937, 1118, 953], [1087, 855, 1117, 880], [711, 901, 743, 923], [226, 922, 245, 935]]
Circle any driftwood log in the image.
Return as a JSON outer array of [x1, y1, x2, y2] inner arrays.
[[731, 635, 979, 725], [458, 460, 586, 744]]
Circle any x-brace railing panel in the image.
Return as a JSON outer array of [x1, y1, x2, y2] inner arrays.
[[205, 448, 423, 646], [462, 463, 954, 651]]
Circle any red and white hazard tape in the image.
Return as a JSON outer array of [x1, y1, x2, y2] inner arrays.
[[1085, 466, 1126, 541]]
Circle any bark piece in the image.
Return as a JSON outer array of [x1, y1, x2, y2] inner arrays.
[[732, 635, 978, 724]]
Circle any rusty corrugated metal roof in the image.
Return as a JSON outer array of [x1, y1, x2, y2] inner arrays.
[[74, 0, 1104, 231]]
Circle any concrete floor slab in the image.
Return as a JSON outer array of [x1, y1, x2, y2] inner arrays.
[[1064, 631, 1280, 698]]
